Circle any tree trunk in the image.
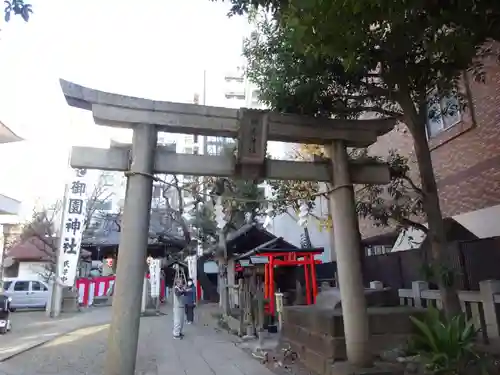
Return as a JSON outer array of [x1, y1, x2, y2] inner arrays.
[[398, 92, 462, 318], [218, 227, 230, 316], [196, 251, 218, 302]]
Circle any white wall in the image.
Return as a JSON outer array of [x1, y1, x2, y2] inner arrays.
[[453, 204, 500, 239], [269, 208, 333, 263], [390, 204, 500, 253], [17, 261, 48, 281], [0, 193, 21, 215], [204, 261, 218, 274]]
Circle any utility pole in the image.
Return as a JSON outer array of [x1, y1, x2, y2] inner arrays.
[[104, 124, 157, 375]]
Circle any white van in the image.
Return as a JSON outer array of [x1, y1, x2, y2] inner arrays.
[[3, 278, 50, 309]]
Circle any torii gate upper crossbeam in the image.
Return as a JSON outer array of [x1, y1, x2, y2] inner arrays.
[[60, 79, 396, 147]]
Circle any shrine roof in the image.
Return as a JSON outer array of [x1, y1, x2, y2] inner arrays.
[[6, 236, 91, 262], [250, 256, 268, 265], [235, 246, 324, 261], [256, 247, 324, 254], [164, 259, 188, 269], [81, 209, 187, 250], [223, 223, 298, 257]]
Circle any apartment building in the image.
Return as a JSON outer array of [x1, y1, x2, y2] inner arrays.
[[360, 60, 500, 249], [151, 137, 181, 210], [217, 63, 334, 262]]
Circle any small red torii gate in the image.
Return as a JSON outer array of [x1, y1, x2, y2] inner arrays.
[[237, 247, 323, 316]]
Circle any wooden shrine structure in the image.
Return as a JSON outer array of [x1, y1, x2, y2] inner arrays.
[[58, 79, 396, 375], [236, 246, 323, 316]]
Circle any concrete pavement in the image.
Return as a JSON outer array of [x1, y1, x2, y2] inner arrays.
[[0, 307, 112, 362], [0, 307, 275, 375]]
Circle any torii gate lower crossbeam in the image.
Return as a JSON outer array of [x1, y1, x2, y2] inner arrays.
[[59, 80, 396, 374]]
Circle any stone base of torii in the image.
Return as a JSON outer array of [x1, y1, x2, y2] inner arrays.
[[58, 79, 397, 375]]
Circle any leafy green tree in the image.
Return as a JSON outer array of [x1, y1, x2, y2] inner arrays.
[[215, 0, 500, 317], [4, 0, 32, 22], [270, 144, 425, 235]]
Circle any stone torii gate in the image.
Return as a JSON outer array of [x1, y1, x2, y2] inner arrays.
[[59, 80, 396, 375]]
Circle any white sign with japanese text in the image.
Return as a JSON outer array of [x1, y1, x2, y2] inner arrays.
[[148, 259, 161, 297], [57, 168, 89, 287], [187, 255, 197, 283]]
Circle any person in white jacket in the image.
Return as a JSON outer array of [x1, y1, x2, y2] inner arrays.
[[172, 278, 186, 339]]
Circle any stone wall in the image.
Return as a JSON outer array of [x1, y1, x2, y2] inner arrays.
[[281, 306, 425, 375]]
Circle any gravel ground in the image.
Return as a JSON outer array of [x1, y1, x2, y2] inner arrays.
[[238, 344, 314, 375], [0, 308, 276, 375]]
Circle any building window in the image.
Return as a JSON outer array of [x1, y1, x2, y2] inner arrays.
[[225, 93, 246, 100], [94, 200, 112, 211], [152, 185, 162, 199], [101, 173, 115, 187], [224, 76, 244, 83], [426, 92, 461, 138], [365, 245, 392, 256], [184, 147, 194, 154], [207, 145, 217, 155], [157, 135, 167, 145]]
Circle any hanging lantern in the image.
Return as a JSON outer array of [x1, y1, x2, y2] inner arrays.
[[105, 258, 114, 268]]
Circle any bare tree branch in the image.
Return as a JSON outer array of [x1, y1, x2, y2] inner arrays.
[[14, 173, 115, 282]]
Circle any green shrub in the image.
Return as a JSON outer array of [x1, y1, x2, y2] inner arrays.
[[408, 307, 489, 375]]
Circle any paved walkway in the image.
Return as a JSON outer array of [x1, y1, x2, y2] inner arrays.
[[0, 307, 112, 362], [0, 307, 275, 375]]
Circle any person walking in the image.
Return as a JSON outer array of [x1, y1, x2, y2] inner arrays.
[[183, 278, 196, 324], [172, 278, 186, 339]]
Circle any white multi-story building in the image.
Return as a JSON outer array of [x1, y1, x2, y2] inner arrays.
[[151, 136, 178, 210], [223, 65, 264, 110], [216, 59, 334, 262]]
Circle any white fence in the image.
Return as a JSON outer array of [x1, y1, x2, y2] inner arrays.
[[398, 280, 500, 342]]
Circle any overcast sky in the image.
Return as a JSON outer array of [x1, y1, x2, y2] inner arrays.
[[0, 0, 250, 217]]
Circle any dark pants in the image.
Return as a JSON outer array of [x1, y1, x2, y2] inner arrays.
[[185, 305, 195, 323]]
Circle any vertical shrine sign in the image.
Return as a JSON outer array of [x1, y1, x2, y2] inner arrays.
[[57, 168, 89, 287], [148, 259, 161, 297], [187, 255, 197, 283]]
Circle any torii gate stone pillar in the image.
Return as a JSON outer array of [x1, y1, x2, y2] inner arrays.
[[105, 124, 157, 373], [59, 80, 395, 374], [328, 141, 370, 365]]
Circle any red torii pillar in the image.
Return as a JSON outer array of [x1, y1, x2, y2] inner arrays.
[[261, 250, 322, 316]]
